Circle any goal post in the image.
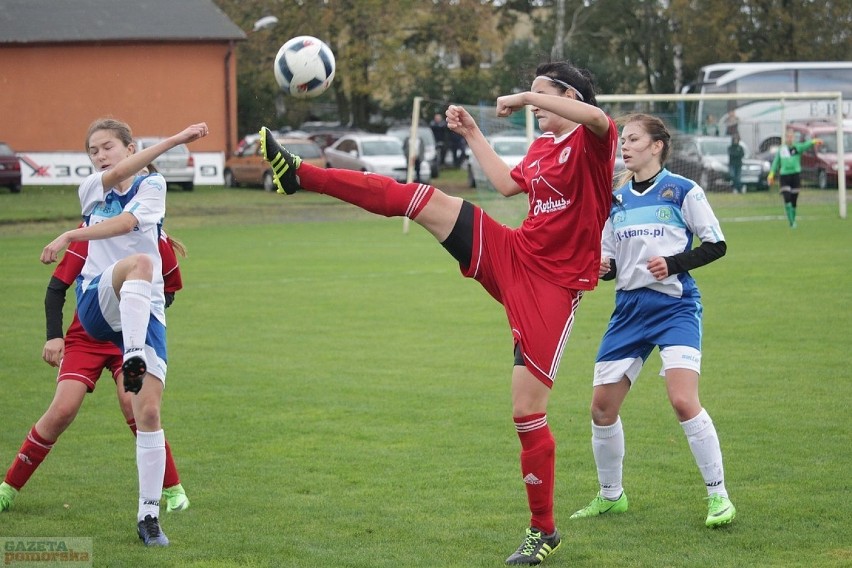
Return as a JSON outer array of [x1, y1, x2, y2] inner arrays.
[[402, 97, 537, 233]]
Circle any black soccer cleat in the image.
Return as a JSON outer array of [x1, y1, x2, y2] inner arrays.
[[137, 514, 169, 547], [122, 356, 147, 394], [259, 126, 302, 195], [505, 527, 561, 565]]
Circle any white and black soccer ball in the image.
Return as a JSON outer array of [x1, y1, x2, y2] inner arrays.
[[273, 36, 336, 99]]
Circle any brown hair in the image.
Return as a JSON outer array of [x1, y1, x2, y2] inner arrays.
[[613, 113, 672, 188], [84, 118, 157, 173], [85, 118, 133, 152], [167, 234, 188, 257]]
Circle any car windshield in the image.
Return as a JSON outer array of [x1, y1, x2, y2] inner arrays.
[[817, 132, 852, 154], [698, 139, 729, 155], [493, 140, 528, 156], [388, 128, 434, 146], [362, 140, 401, 156], [159, 146, 188, 157], [283, 141, 322, 159], [0, 143, 13, 155]]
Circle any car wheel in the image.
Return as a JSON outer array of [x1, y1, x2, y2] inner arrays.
[[817, 169, 828, 190], [467, 165, 476, 188], [181, 182, 194, 191], [9, 183, 21, 194], [263, 171, 275, 192], [224, 169, 236, 188]]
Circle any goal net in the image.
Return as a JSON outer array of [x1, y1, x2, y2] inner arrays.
[[599, 91, 847, 219]]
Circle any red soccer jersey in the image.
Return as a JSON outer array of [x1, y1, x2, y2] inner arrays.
[[510, 118, 617, 290]]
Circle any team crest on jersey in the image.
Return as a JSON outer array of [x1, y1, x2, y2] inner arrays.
[[558, 147, 572, 163], [93, 199, 121, 218], [656, 206, 673, 222], [659, 185, 679, 202], [612, 210, 626, 225]]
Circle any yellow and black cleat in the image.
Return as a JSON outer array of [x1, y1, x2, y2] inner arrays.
[[259, 126, 302, 194]]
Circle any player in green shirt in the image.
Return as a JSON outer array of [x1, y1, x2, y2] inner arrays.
[[768, 128, 823, 228]]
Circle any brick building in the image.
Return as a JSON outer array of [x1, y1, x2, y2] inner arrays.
[[0, 0, 246, 157]]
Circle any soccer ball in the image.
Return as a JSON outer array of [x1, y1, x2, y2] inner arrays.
[[273, 36, 336, 98]]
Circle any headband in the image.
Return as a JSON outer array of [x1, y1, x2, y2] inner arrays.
[[534, 75, 585, 101]]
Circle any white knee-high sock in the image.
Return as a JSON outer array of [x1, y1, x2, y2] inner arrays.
[[119, 280, 152, 361], [137, 429, 166, 521], [681, 408, 727, 497], [592, 417, 625, 499]]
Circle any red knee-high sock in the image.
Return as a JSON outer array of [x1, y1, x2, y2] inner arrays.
[[4, 427, 55, 490], [297, 163, 434, 219], [515, 413, 556, 534], [128, 419, 180, 488]]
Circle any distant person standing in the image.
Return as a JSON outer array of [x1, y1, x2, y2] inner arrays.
[[722, 111, 739, 136], [702, 114, 718, 136], [429, 112, 449, 167], [449, 129, 467, 168], [768, 128, 823, 228], [403, 135, 424, 183], [727, 134, 745, 193]]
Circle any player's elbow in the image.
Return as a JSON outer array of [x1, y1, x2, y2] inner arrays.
[[118, 213, 139, 233]]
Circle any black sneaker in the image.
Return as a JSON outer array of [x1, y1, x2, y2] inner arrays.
[[137, 515, 169, 547], [259, 126, 302, 194], [122, 356, 147, 394], [505, 527, 561, 565]]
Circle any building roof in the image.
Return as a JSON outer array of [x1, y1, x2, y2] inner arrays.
[[0, 0, 246, 44]]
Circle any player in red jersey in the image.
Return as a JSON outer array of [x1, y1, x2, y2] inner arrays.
[[0, 229, 189, 514], [261, 60, 616, 565]]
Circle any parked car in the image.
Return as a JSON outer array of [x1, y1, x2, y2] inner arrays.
[[135, 137, 195, 191], [0, 141, 21, 193], [467, 135, 531, 189], [305, 128, 366, 151], [784, 120, 852, 189], [385, 124, 440, 178], [668, 134, 769, 192], [324, 133, 430, 183], [235, 128, 310, 155], [224, 136, 326, 191]]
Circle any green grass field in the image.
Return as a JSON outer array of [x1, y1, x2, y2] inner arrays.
[[1, 179, 850, 567]]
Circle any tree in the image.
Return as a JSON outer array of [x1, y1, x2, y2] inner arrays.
[[212, 0, 851, 135]]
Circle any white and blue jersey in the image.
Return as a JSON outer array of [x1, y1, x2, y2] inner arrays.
[[76, 171, 167, 324], [601, 169, 724, 298], [594, 170, 724, 380]]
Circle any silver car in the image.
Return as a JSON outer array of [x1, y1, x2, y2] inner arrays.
[[135, 137, 195, 191], [386, 125, 440, 178], [467, 135, 531, 190], [324, 133, 430, 183]]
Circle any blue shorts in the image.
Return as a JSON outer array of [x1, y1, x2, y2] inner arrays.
[[595, 287, 702, 382], [76, 264, 168, 382]]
